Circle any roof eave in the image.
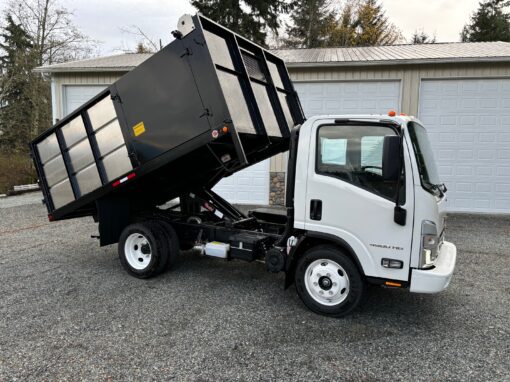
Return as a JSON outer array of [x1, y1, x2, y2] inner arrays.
[[285, 56, 510, 68], [33, 66, 135, 73], [33, 55, 510, 74]]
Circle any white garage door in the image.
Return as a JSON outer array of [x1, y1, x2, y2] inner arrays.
[[63, 85, 107, 116], [419, 79, 510, 213], [213, 159, 270, 205], [294, 81, 401, 117]]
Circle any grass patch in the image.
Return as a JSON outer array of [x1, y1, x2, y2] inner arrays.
[[0, 153, 37, 194]]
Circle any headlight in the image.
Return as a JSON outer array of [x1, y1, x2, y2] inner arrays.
[[420, 220, 439, 269]]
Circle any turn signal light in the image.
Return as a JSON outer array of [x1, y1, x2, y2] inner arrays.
[[385, 281, 402, 287]]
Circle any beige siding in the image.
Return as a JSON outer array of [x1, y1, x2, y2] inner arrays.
[[53, 72, 126, 120]]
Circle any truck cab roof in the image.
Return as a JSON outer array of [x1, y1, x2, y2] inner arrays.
[[303, 114, 420, 127]]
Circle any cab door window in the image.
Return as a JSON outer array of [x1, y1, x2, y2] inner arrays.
[[316, 124, 404, 202]]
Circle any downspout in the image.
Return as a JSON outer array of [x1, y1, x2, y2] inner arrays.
[[50, 75, 58, 124]]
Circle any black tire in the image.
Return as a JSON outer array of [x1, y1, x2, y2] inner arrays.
[[157, 221, 180, 270], [294, 245, 364, 317], [118, 222, 169, 279]]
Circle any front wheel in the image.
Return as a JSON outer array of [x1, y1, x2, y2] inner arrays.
[[295, 245, 364, 317]]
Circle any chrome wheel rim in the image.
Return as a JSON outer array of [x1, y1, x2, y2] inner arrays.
[[124, 233, 152, 270], [304, 259, 350, 306]]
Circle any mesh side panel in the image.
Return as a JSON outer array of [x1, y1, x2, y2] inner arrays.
[[204, 30, 235, 70], [242, 52, 265, 82], [252, 83, 280, 137], [101, 145, 133, 181], [216, 70, 255, 134], [278, 91, 294, 130], [267, 61, 285, 89], [74, 163, 101, 197], [50, 178, 74, 209], [95, 120, 125, 157], [68, 139, 95, 174], [43, 154, 67, 187], [88, 97, 117, 131], [37, 133, 60, 164], [61, 116, 87, 148]]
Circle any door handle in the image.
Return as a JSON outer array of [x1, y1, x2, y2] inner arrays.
[[310, 199, 322, 221]]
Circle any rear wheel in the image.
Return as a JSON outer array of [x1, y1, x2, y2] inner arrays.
[[295, 245, 364, 317], [157, 221, 180, 269], [119, 222, 169, 278]]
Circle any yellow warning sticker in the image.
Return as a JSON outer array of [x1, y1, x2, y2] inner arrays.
[[133, 122, 146, 137]]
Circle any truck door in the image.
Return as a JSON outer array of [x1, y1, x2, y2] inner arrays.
[[304, 120, 415, 281]]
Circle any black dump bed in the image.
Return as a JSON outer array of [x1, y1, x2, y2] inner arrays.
[[30, 14, 305, 221]]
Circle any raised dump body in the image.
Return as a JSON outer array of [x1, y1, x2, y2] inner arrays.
[[30, 14, 305, 221]]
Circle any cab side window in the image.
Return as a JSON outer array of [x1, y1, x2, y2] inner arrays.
[[316, 124, 404, 203]]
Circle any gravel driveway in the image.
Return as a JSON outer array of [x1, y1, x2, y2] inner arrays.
[[0, 193, 509, 381]]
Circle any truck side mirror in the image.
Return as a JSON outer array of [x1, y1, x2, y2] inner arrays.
[[382, 135, 401, 182]]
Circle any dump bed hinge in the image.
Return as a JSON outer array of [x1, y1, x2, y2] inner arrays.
[[199, 108, 212, 118], [111, 94, 122, 104], [180, 48, 193, 58]]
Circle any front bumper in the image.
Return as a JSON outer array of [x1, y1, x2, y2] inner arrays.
[[410, 241, 457, 293]]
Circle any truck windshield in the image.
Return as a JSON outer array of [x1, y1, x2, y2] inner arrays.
[[407, 122, 442, 195]]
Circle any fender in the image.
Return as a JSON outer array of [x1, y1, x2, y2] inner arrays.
[[284, 230, 365, 289]]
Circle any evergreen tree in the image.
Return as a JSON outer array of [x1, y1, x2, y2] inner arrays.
[[329, 2, 357, 47], [285, 0, 336, 48], [461, 0, 510, 42], [190, 0, 290, 46], [0, 15, 39, 152], [411, 30, 436, 44], [353, 0, 402, 46]]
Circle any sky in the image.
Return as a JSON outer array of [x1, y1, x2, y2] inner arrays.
[[2, 0, 483, 55]]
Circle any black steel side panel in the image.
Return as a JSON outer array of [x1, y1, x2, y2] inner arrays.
[[113, 39, 212, 165]]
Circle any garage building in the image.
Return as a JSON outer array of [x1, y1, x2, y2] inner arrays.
[[36, 41, 510, 213]]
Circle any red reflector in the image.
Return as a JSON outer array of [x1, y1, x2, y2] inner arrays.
[[48, 214, 54, 222], [112, 172, 136, 187]]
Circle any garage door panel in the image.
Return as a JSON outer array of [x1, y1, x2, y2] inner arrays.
[[212, 159, 270, 205], [295, 81, 400, 118], [64, 85, 107, 116], [419, 78, 510, 213]]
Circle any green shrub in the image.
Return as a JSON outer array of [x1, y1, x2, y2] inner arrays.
[[0, 153, 36, 194]]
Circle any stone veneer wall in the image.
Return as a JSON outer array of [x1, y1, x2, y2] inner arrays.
[[269, 172, 286, 206]]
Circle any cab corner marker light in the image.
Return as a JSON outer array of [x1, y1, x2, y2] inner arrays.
[[385, 281, 402, 287], [388, 110, 397, 117], [113, 172, 136, 187]]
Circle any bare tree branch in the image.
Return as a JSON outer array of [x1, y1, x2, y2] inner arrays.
[[120, 25, 160, 52]]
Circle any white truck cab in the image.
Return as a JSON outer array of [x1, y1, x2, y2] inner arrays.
[[287, 113, 457, 315]]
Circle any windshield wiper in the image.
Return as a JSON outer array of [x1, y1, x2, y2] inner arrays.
[[423, 181, 444, 197]]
